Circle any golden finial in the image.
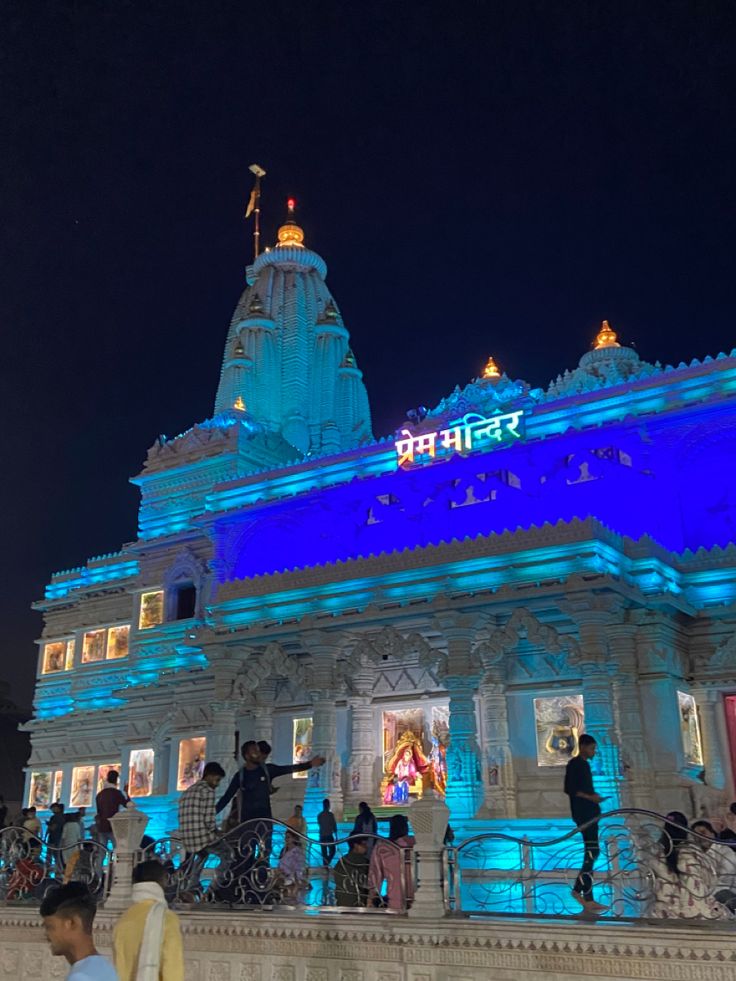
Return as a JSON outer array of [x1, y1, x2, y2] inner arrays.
[[276, 197, 305, 248], [482, 356, 501, 379], [594, 320, 620, 350], [233, 395, 246, 411]]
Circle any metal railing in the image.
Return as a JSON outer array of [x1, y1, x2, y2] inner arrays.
[[0, 826, 111, 903], [444, 808, 736, 921], [4, 808, 735, 925], [140, 819, 412, 913]]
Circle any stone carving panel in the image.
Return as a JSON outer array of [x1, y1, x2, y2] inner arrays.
[[206, 963, 231, 981]]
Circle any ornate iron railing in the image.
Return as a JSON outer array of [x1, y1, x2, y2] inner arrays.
[[0, 826, 111, 904], [444, 808, 736, 921], [140, 819, 412, 913]]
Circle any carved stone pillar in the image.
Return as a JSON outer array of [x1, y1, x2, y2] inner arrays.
[[206, 645, 244, 779], [252, 681, 277, 746], [206, 700, 239, 780], [407, 796, 450, 918], [568, 603, 623, 808], [691, 687, 726, 790], [608, 624, 653, 809], [303, 633, 345, 821], [346, 696, 375, 806], [107, 804, 150, 911], [479, 677, 516, 818], [435, 614, 485, 822]]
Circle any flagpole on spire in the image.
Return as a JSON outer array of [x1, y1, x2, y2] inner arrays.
[[246, 163, 266, 260]]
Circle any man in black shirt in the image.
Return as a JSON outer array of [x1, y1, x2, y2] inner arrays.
[[216, 740, 325, 822], [215, 739, 325, 903], [564, 734, 607, 912]]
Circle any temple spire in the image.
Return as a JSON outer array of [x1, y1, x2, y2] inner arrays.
[[594, 320, 620, 350]]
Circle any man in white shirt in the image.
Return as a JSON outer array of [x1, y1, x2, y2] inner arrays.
[[40, 882, 118, 980]]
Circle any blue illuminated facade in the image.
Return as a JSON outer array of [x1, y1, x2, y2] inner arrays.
[[26, 216, 736, 840]]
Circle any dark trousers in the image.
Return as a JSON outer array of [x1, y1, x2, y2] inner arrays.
[[320, 835, 336, 865], [572, 810, 600, 901]]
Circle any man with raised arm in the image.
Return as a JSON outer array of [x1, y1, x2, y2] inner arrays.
[[216, 739, 325, 825]]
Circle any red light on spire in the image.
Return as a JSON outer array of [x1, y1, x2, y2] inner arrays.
[[287, 197, 296, 213]]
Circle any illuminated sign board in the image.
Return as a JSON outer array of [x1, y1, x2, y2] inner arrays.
[[395, 410, 525, 468]]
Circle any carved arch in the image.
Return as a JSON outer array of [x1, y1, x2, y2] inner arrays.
[[474, 609, 580, 663], [230, 642, 310, 701], [163, 547, 209, 621]]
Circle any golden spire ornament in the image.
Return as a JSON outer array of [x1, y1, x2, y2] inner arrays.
[[276, 197, 305, 248], [594, 320, 620, 350], [482, 355, 501, 379]]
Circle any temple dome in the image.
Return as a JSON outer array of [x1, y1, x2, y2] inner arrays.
[[547, 321, 655, 398]]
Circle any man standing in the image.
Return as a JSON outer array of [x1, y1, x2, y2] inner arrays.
[[215, 740, 324, 901], [40, 882, 118, 980], [317, 799, 338, 866], [564, 734, 607, 912], [178, 761, 226, 893], [216, 740, 325, 826], [95, 771, 127, 855], [113, 860, 184, 981], [47, 801, 66, 871]]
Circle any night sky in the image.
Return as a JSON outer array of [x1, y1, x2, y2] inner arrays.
[[2, 2, 735, 712]]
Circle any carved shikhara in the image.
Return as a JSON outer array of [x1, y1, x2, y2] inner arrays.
[[2, 911, 735, 981]]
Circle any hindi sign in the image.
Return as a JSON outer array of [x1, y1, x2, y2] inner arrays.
[[395, 409, 525, 468]]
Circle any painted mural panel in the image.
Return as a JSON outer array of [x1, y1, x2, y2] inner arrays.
[[70, 765, 95, 808], [534, 694, 585, 767], [139, 591, 164, 630], [96, 764, 121, 793], [292, 718, 313, 778], [52, 770, 63, 804], [430, 704, 450, 796], [678, 690, 704, 767], [381, 706, 449, 803], [42, 642, 66, 674], [64, 639, 75, 670], [177, 738, 206, 791], [129, 748, 154, 797], [107, 625, 129, 660], [28, 771, 52, 808], [82, 629, 106, 663]]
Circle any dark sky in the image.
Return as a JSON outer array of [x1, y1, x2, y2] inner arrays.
[[2, 2, 735, 712]]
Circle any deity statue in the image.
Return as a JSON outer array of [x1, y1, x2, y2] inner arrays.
[[429, 733, 448, 796], [381, 733, 430, 804]]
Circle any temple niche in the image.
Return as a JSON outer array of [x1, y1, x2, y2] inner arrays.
[[380, 706, 449, 804], [23, 208, 736, 839]]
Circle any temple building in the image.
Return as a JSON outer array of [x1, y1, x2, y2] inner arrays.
[[25, 207, 736, 839]]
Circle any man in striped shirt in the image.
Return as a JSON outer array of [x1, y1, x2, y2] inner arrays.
[[178, 762, 226, 894]]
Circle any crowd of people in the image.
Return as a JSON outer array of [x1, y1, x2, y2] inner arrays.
[[3, 727, 736, 981], [175, 740, 413, 910], [564, 733, 736, 919]]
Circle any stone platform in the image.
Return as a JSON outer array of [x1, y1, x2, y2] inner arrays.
[[3, 908, 736, 981]]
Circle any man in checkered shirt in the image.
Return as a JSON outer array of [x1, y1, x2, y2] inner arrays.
[[178, 761, 226, 892]]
